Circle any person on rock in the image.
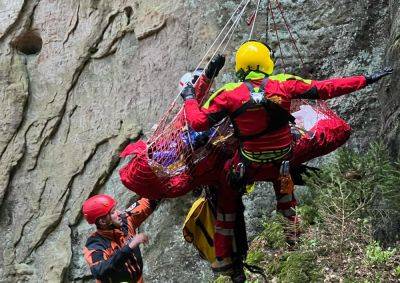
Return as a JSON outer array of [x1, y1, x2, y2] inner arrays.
[[82, 194, 158, 283], [180, 40, 393, 279]]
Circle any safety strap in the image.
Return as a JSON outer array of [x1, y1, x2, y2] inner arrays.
[[230, 78, 269, 119], [230, 78, 296, 142]]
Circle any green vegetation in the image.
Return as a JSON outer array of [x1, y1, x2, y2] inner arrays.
[[244, 143, 400, 282], [277, 251, 321, 283], [259, 214, 288, 249], [246, 250, 265, 265], [214, 275, 231, 283], [394, 265, 400, 277], [296, 204, 319, 226], [365, 241, 396, 265]]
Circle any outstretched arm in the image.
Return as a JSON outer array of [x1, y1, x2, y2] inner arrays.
[[125, 198, 159, 228], [194, 74, 212, 103], [284, 76, 367, 100], [181, 54, 228, 132], [192, 54, 225, 102], [284, 68, 392, 100]]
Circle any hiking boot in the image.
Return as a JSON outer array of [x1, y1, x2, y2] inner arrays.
[[230, 265, 246, 283], [229, 257, 246, 283], [211, 257, 234, 276]]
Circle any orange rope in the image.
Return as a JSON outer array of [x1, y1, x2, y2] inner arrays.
[[274, 0, 305, 67], [268, 1, 287, 72]]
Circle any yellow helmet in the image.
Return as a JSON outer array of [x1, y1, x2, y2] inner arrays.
[[235, 41, 274, 77]]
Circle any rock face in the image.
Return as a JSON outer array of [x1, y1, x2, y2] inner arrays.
[[381, 0, 400, 158], [0, 0, 397, 282]]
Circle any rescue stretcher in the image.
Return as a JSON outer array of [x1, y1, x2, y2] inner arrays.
[[119, 101, 351, 199]]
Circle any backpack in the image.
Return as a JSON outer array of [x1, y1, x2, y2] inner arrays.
[[182, 195, 249, 263], [183, 197, 216, 262], [183, 196, 267, 281]]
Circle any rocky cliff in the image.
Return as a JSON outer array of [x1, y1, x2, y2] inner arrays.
[[0, 0, 397, 282]]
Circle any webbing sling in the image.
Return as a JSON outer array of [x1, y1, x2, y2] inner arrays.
[[229, 78, 296, 142]]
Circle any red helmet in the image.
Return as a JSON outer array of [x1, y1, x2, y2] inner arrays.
[[82, 194, 116, 224]]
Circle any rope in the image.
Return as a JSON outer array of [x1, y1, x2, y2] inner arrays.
[[149, 0, 250, 146], [248, 0, 262, 40], [193, 0, 249, 77], [274, 0, 305, 67], [208, 0, 251, 67], [222, 17, 241, 53], [265, 0, 270, 42], [222, 0, 251, 52], [268, 0, 286, 72]]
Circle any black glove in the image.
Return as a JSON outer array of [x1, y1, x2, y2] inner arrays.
[[205, 54, 225, 79], [181, 84, 195, 101], [365, 67, 393, 85]]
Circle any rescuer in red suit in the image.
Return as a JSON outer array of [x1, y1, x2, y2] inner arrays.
[[180, 40, 393, 277]]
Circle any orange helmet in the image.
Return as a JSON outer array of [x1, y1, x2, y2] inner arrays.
[[82, 194, 116, 224]]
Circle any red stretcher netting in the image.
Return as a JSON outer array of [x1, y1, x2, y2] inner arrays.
[[119, 100, 351, 199]]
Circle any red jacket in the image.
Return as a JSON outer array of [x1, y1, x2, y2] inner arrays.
[[173, 74, 212, 130], [83, 198, 157, 283], [184, 72, 367, 152]]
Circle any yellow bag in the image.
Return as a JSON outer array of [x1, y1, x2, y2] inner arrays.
[[183, 197, 216, 263]]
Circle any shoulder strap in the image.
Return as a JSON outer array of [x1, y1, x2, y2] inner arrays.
[[243, 80, 255, 93], [231, 78, 269, 119], [243, 77, 269, 99], [229, 78, 296, 141], [259, 77, 269, 92]]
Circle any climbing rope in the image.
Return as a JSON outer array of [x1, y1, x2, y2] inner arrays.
[[274, 0, 305, 67], [193, 0, 250, 80], [207, 0, 251, 69], [222, 0, 252, 52], [248, 0, 262, 40], [268, 0, 287, 72], [149, 0, 251, 147], [265, 0, 270, 42]]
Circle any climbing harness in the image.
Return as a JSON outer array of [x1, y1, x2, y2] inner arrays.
[[229, 78, 296, 143]]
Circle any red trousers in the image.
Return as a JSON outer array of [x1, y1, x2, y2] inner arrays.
[[214, 120, 351, 258], [215, 152, 289, 258]]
